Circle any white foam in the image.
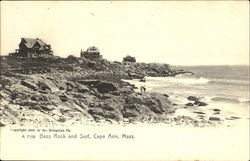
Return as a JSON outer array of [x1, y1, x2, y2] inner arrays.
[[145, 76, 210, 85]]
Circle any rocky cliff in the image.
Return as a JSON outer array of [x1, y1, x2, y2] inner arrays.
[[1, 56, 187, 126]]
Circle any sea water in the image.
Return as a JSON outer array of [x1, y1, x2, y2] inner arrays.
[[125, 65, 249, 119]]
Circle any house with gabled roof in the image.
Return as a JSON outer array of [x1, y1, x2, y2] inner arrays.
[[123, 55, 136, 62], [10, 38, 53, 58], [80, 46, 103, 60]]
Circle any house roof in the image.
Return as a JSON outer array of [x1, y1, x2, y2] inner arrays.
[[86, 46, 99, 53], [37, 39, 46, 46], [124, 55, 135, 59], [22, 38, 47, 49]]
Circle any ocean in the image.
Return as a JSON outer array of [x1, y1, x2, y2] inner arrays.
[[125, 65, 249, 119]]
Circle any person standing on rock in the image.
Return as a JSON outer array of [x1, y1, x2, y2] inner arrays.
[[140, 85, 146, 93]]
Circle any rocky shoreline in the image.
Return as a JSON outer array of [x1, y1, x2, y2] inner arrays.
[[0, 56, 229, 127]]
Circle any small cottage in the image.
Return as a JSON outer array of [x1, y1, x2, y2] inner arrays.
[[9, 38, 53, 58], [123, 55, 136, 62], [80, 46, 103, 60]]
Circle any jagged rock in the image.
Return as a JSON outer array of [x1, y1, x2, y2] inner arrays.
[[2, 57, 197, 126], [163, 94, 169, 97], [103, 111, 123, 121], [148, 105, 164, 114], [0, 76, 16, 89], [119, 88, 133, 94], [21, 80, 39, 90], [0, 78, 10, 89], [77, 84, 89, 93], [101, 59, 111, 66], [209, 117, 220, 121], [1, 103, 19, 117], [230, 116, 241, 119], [58, 116, 66, 122], [59, 105, 74, 114], [125, 93, 174, 114], [66, 81, 77, 91], [194, 111, 205, 115], [59, 94, 68, 102], [149, 93, 173, 111], [56, 81, 67, 90], [78, 80, 118, 93], [151, 67, 161, 73], [88, 100, 123, 121], [125, 94, 144, 104], [9, 83, 38, 100], [46, 94, 62, 106], [101, 98, 123, 111], [38, 80, 59, 93], [40, 105, 55, 111], [185, 102, 194, 106], [0, 89, 13, 101], [78, 80, 100, 87], [18, 99, 37, 106], [194, 101, 207, 106], [89, 108, 104, 117], [122, 108, 139, 118], [87, 61, 97, 68], [96, 82, 118, 93], [187, 96, 199, 102], [31, 94, 48, 101], [127, 72, 141, 79], [100, 94, 113, 100], [147, 72, 158, 77]]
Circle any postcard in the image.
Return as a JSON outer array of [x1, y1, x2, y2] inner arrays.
[[0, 1, 249, 160]]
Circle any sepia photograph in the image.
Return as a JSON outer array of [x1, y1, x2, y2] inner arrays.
[[0, 1, 249, 160]]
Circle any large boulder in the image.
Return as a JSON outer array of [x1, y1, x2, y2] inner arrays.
[[88, 107, 123, 121], [187, 96, 199, 102], [125, 92, 174, 114], [125, 94, 144, 104], [78, 80, 118, 93], [194, 100, 207, 106], [38, 79, 59, 93], [148, 92, 174, 113], [185, 102, 194, 106], [96, 82, 118, 93]]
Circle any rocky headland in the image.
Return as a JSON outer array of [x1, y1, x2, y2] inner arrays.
[[0, 56, 227, 127]]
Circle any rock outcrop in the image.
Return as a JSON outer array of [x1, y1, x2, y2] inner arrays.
[[0, 57, 195, 126], [0, 73, 176, 126]]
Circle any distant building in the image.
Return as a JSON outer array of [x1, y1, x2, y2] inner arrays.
[[9, 38, 53, 58], [80, 46, 103, 60], [123, 55, 136, 62]]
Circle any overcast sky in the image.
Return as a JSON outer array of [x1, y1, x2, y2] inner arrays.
[[1, 1, 249, 65]]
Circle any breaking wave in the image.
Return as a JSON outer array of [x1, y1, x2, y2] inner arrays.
[[211, 97, 250, 104], [145, 77, 210, 85], [209, 79, 249, 86]]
